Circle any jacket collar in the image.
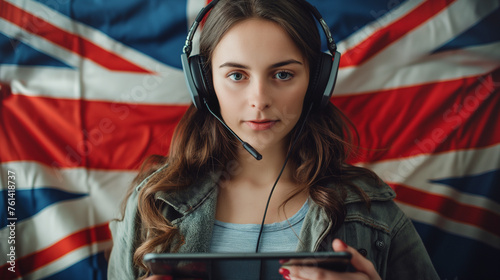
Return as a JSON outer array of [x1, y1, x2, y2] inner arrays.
[[153, 170, 221, 215]]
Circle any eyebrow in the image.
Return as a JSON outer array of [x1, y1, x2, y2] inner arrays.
[[219, 59, 303, 69]]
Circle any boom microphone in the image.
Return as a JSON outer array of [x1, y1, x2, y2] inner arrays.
[[203, 98, 263, 160]]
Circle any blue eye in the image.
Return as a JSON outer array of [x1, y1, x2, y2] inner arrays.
[[228, 72, 244, 81], [275, 71, 293, 80]]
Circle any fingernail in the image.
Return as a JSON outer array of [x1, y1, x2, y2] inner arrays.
[[279, 267, 290, 276], [279, 258, 290, 265], [338, 239, 348, 249]]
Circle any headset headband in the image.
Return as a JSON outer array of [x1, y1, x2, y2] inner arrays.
[[182, 0, 337, 56], [183, 0, 220, 56]]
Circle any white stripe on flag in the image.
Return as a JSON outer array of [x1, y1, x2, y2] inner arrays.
[[0, 64, 191, 104], [337, 0, 425, 55], [1, 161, 137, 193], [335, 0, 500, 96], [397, 202, 500, 249], [0, 17, 85, 69], [6, 0, 173, 73], [336, 42, 500, 96], [21, 241, 112, 280], [0, 161, 136, 258], [360, 144, 500, 216]]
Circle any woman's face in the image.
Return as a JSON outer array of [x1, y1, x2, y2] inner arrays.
[[211, 18, 309, 153]]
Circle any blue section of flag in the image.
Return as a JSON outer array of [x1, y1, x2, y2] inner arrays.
[[31, 0, 407, 68], [40, 252, 108, 280], [309, 0, 406, 48], [430, 169, 500, 204], [34, 0, 189, 69], [0, 188, 87, 228], [0, 33, 72, 68], [435, 7, 500, 53], [413, 221, 500, 280]]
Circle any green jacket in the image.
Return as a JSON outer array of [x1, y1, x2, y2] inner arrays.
[[108, 167, 439, 279]]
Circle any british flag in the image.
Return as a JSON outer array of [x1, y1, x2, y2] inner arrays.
[[0, 0, 499, 279]]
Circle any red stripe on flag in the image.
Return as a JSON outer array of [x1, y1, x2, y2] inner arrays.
[[335, 68, 500, 163], [0, 0, 153, 73], [0, 223, 111, 280], [339, 0, 455, 67], [0, 94, 188, 169], [389, 183, 500, 237]]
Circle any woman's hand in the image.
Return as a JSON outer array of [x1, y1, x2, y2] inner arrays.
[[279, 239, 382, 280]]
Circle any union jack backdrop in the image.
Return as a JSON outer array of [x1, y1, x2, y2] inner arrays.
[[1, 0, 499, 279]]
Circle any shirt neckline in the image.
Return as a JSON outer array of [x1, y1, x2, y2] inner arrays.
[[214, 199, 309, 233]]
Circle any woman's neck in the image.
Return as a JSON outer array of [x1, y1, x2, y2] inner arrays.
[[216, 145, 308, 224], [228, 144, 294, 188]]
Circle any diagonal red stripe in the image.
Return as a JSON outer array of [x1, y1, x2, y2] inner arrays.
[[0, 223, 111, 279], [335, 67, 500, 164], [389, 182, 500, 237], [0, 0, 153, 74], [339, 0, 456, 67]]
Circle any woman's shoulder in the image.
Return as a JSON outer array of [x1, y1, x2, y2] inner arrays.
[[339, 175, 408, 234], [344, 175, 396, 204], [329, 177, 438, 279]]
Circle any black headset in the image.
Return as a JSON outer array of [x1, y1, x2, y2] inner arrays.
[[180, 0, 341, 112]]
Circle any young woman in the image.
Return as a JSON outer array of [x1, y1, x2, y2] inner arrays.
[[107, 0, 439, 279]]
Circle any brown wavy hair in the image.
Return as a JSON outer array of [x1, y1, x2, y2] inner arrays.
[[125, 0, 380, 277]]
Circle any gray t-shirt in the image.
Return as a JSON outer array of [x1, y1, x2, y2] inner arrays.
[[210, 200, 309, 252]]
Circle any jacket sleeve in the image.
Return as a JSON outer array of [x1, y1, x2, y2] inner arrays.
[[107, 188, 143, 280], [108, 165, 170, 279], [386, 211, 440, 280]]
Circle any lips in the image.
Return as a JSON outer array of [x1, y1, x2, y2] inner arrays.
[[246, 119, 278, 131]]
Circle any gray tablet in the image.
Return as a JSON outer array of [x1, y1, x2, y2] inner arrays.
[[144, 251, 352, 280]]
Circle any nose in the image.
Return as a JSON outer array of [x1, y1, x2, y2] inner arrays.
[[249, 78, 271, 110]]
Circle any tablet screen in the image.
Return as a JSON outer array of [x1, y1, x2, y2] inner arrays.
[[144, 251, 351, 280]]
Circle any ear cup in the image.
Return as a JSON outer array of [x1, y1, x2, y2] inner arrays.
[[198, 55, 216, 99], [306, 52, 334, 110], [188, 54, 215, 109]]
